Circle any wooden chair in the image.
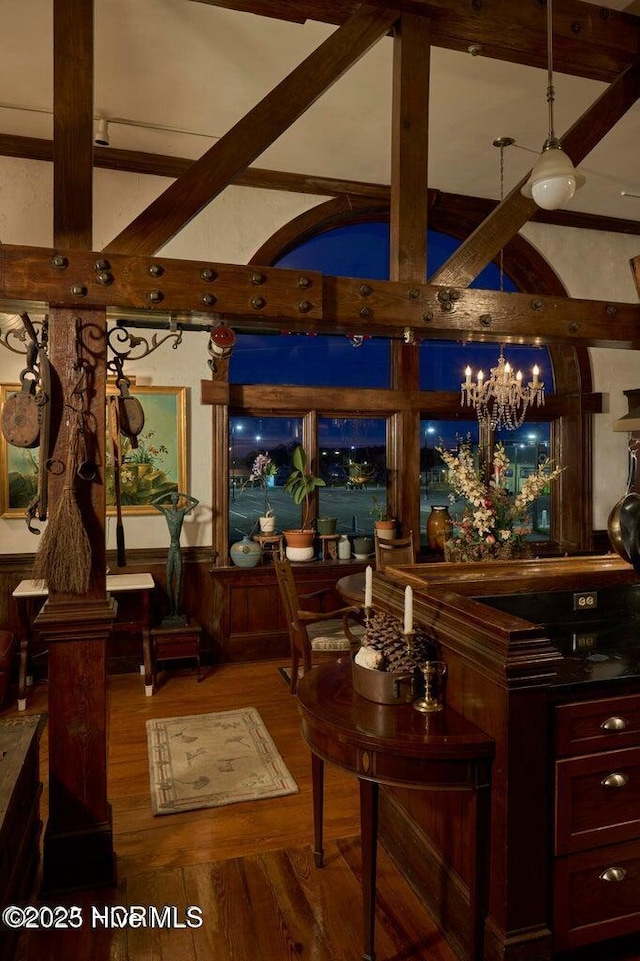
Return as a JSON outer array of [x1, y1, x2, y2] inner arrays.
[[274, 556, 363, 694], [374, 529, 415, 571]]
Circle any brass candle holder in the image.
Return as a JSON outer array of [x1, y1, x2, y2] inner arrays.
[[413, 660, 447, 713]]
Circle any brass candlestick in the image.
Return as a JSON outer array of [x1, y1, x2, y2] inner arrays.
[[413, 660, 447, 713]]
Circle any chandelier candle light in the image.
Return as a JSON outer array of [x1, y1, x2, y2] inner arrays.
[[461, 348, 545, 431]]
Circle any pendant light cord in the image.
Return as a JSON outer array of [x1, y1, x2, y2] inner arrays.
[[546, 0, 556, 141]]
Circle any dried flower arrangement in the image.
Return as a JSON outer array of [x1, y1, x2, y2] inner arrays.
[[437, 438, 563, 562]]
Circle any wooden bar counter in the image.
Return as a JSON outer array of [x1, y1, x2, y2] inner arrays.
[[366, 555, 640, 961]]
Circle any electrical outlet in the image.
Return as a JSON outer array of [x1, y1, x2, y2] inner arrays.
[[573, 591, 597, 612], [572, 631, 598, 653]]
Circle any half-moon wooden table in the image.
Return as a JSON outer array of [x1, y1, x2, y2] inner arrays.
[[335, 571, 365, 607], [296, 658, 495, 961]]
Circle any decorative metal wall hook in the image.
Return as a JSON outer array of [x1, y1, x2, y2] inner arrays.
[[0, 311, 48, 356], [107, 322, 184, 367]]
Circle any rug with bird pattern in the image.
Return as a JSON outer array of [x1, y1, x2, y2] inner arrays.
[[146, 707, 298, 815]]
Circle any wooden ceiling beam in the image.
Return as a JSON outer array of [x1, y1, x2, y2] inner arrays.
[[389, 12, 431, 284], [1, 132, 638, 237], [189, 0, 639, 82], [430, 59, 640, 289], [102, 5, 400, 256], [52, 0, 94, 248], [2, 243, 639, 349]]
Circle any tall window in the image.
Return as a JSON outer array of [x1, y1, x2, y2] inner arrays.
[[218, 219, 589, 560]]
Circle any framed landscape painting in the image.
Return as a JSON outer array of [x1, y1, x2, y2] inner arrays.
[[0, 384, 39, 516], [106, 384, 187, 515], [0, 384, 187, 517]]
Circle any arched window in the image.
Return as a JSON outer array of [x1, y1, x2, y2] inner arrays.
[[215, 213, 593, 563]]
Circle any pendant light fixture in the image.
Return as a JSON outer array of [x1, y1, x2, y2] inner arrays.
[[521, 0, 582, 210]]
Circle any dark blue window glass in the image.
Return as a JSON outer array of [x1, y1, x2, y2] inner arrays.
[[229, 223, 552, 394]]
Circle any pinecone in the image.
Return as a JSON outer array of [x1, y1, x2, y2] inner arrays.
[[361, 611, 436, 673]]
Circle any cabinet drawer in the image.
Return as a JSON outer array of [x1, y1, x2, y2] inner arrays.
[[556, 746, 640, 854], [555, 694, 640, 757], [554, 839, 640, 951]]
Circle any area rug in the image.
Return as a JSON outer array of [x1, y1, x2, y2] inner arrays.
[[278, 666, 304, 687], [146, 707, 298, 816]]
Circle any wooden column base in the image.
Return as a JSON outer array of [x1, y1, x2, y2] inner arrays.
[[42, 808, 116, 893]]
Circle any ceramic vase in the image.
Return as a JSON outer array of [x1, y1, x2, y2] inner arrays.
[[230, 535, 263, 568], [427, 505, 453, 553]]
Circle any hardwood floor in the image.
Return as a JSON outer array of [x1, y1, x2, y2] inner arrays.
[[8, 658, 640, 961], [9, 659, 458, 961]]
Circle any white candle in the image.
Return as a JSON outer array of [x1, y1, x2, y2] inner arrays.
[[464, 365, 472, 387], [477, 369, 484, 385], [532, 365, 539, 386], [404, 585, 413, 634], [364, 565, 373, 609]]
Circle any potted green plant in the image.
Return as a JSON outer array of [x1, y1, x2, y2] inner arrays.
[[370, 494, 396, 540], [283, 445, 325, 560]]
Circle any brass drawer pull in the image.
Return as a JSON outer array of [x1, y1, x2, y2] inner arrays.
[[601, 716, 628, 732], [599, 866, 627, 882], [601, 773, 629, 788]]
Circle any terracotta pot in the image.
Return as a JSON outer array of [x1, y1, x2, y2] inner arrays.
[[374, 519, 396, 541], [283, 529, 315, 562], [427, 505, 453, 553]]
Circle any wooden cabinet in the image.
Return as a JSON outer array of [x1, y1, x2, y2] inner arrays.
[[372, 556, 640, 961], [0, 715, 43, 961], [554, 693, 640, 950]]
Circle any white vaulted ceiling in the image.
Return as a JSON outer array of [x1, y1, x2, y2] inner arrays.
[[0, 0, 638, 223]]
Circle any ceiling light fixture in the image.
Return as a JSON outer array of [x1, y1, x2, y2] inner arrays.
[[521, 0, 581, 210], [462, 138, 546, 431]]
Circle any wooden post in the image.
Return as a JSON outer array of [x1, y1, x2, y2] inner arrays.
[[38, 0, 116, 891]]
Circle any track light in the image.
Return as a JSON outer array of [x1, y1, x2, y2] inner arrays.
[[94, 117, 110, 147], [521, 0, 582, 210]]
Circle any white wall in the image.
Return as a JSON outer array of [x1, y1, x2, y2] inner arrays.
[[0, 158, 320, 553], [0, 155, 638, 550], [521, 223, 640, 529]]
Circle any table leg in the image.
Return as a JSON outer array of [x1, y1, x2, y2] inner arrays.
[[468, 773, 491, 961], [311, 751, 324, 867], [359, 778, 379, 961], [16, 598, 31, 711], [17, 632, 28, 711], [141, 590, 154, 696]]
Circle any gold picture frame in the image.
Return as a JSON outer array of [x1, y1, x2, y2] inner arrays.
[[0, 384, 187, 517], [0, 384, 39, 517]]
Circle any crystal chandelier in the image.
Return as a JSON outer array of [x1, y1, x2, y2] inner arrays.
[[461, 347, 545, 431], [460, 137, 545, 431]]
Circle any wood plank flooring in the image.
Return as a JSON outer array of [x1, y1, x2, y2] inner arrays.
[[9, 659, 458, 961], [8, 658, 640, 961]]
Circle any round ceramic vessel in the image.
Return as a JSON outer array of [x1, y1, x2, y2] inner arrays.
[[230, 535, 263, 568]]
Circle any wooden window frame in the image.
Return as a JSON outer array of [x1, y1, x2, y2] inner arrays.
[[209, 209, 596, 566]]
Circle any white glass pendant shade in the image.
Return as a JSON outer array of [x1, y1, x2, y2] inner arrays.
[[522, 139, 582, 210]]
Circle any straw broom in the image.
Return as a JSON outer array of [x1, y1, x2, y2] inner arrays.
[[32, 420, 92, 593]]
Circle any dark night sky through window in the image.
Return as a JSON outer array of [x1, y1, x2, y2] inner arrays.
[[230, 224, 551, 452]]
